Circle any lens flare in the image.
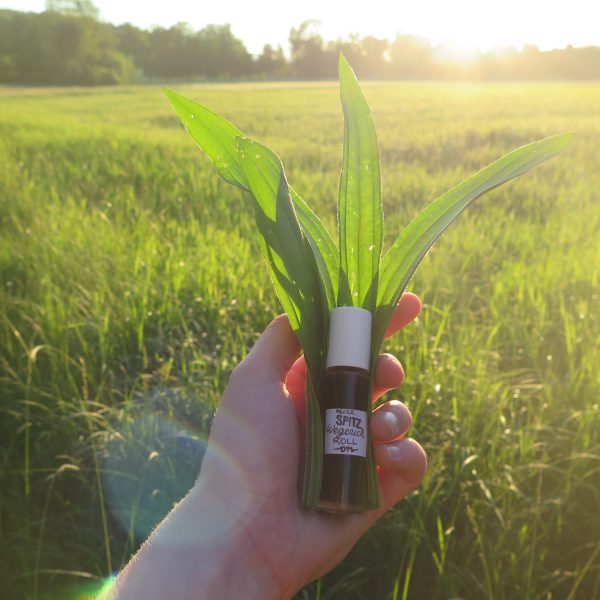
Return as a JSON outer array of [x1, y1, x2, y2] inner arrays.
[[52, 574, 116, 600], [101, 403, 263, 547], [102, 411, 207, 541]]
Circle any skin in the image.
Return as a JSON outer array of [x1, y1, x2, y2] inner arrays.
[[110, 293, 426, 599]]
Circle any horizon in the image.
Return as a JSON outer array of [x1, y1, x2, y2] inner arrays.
[[1, 0, 599, 57]]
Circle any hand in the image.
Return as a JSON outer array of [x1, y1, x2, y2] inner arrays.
[[111, 293, 426, 600]]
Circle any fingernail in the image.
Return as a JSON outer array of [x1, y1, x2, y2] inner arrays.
[[387, 444, 403, 462], [381, 410, 400, 437]]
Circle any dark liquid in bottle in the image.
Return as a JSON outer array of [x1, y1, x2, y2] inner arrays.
[[317, 366, 370, 513]]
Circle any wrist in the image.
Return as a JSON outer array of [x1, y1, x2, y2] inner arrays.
[[112, 484, 286, 600], [184, 484, 288, 600]]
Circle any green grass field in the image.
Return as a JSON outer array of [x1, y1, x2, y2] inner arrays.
[[1, 81, 599, 599]]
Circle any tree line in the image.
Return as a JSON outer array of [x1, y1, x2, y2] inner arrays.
[[1, 7, 599, 85]]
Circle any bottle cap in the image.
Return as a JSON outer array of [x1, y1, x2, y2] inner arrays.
[[326, 306, 372, 370]]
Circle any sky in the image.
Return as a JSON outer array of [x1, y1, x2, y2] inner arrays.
[[2, 0, 599, 55]]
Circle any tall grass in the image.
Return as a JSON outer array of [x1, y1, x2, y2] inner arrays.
[[0, 82, 598, 599]]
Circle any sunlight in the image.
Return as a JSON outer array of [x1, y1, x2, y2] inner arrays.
[[2, 0, 598, 54], [432, 40, 482, 62]]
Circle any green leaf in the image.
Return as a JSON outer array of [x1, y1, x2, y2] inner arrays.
[[163, 87, 247, 189], [164, 87, 339, 309], [290, 188, 339, 310], [373, 132, 573, 354], [235, 136, 327, 376], [236, 138, 330, 508], [337, 54, 383, 312], [302, 376, 323, 508]]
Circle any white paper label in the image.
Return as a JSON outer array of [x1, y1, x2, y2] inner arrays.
[[325, 409, 367, 457]]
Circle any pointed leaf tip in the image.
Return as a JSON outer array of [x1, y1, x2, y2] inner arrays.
[[373, 129, 573, 358], [337, 42, 382, 312], [163, 87, 180, 102], [338, 52, 355, 80], [551, 131, 574, 148]]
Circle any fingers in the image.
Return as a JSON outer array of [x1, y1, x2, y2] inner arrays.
[[236, 314, 301, 384], [373, 353, 404, 401], [370, 400, 412, 442], [285, 292, 420, 398], [243, 293, 419, 386], [285, 356, 308, 429], [376, 438, 427, 511], [287, 352, 405, 427], [370, 401, 425, 515], [285, 355, 307, 401], [384, 293, 422, 340], [286, 350, 407, 430]]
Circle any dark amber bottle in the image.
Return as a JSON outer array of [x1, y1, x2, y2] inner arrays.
[[316, 307, 372, 513]]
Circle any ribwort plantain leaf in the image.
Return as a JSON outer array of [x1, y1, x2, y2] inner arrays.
[[235, 137, 327, 376], [235, 137, 328, 507], [164, 87, 339, 310], [337, 55, 383, 312], [372, 132, 573, 359]]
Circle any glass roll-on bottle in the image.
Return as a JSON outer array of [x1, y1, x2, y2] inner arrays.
[[317, 306, 372, 513]]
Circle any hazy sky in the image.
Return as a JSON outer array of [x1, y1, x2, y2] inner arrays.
[[2, 0, 599, 54]]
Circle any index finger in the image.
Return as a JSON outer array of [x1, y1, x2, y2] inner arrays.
[[384, 293, 422, 339]]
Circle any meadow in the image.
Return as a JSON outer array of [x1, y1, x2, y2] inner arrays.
[[0, 81, 598, 599]]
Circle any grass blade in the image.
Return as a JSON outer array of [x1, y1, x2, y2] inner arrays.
[[373, 132, 573, 353], [164, 88, 339, 309], [337, 54, 383, 311]]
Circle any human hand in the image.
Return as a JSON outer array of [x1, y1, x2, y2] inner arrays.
[[111, 293, 425, 600]]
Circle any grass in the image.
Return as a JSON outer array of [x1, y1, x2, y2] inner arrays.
[[0, 81, 599, 599]]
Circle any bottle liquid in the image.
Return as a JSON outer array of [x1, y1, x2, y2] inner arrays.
[[316, 306, 372, 513]]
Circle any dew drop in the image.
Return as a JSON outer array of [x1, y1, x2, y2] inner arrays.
[[368, 244, 375, 251], [255, 154, 260, 159]]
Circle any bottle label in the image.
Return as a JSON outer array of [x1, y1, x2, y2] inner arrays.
[[325, 409, 368, 457]]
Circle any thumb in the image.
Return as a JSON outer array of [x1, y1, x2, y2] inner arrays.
[[243, 314, 301, 383]]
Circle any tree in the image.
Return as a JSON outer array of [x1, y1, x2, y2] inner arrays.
[[359, 36, 390, 78], [144, 23, 252, 80], [255, 44, 287, 77], [0, 9, 133, 84], [190, 24, 252, 78], [115, 23, 150, 75], [388, 35, 434, 79], [2, 10, 600, 84], [146, 23, 192, 78], [45, 0, 100, 19], [289, 20, 336, 79]]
